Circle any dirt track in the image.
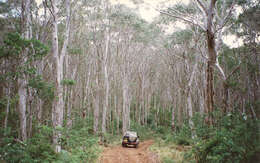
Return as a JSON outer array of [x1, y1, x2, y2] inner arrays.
[[99, 140, 160, 163]]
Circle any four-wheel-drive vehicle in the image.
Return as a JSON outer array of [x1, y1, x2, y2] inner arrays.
[[122, 131, 139, 148]]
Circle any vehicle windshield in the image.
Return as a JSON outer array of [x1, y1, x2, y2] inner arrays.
[[125, 131, 137, 137]]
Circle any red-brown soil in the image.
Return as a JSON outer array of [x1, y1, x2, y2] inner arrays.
[[99, 140, 160, 163]]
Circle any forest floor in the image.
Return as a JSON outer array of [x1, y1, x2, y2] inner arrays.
[[98, 140, 161, 163]]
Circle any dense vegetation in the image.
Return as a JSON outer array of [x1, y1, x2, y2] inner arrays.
[[0, 0, 259, 162]]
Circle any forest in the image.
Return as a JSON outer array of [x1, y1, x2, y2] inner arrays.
[[0, 0, 259, 162]]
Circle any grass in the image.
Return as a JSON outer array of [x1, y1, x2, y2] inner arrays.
[[149, 138, 192, 163]]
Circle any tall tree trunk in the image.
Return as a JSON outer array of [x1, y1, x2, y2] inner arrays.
[[223, 82, 229, 113], [18, 0, 31, 141], [65, 56, 77, 128], [205, 61, 215, 124], [102, 3, 110, 133], [28, 90, 34, 138], [115, 94, 120, 134], [18, 80, 27, 141], [51, 0, 71, 153], [187, 58, 198, 134], [177, 90, 183, 127], [141, 80, 145, 125], [36, 61, 44, 124], [37, 96, 43, 124], [205, 0, 217, 124], [4, 87, 10, 129], [93, 45, 102, 134], [66, 87, 73, 128], [199, 69, 206, 114], [171, 106, 175, 130], [51, 0, 62, 152], [93, 75, 100, 134], [122, 76, 130, 134]]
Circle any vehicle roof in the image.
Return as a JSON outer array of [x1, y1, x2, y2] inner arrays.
[[124, 131, 137, 137]]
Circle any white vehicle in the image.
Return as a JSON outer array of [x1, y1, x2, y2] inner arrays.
[[122, 131, 140, 148]]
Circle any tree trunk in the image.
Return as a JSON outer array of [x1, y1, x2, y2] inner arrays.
[[171, 107, 175, 130], [178, 93, 183, 127], [36, 96, 43, 124], [18, 80, 27, 141], [51, 0, 62, 151], [36, 60, 44, 125], [51, 0, 71, 153], [205, 61, 215, 124], [18, 0, 32, 141], [93, 75, 100, 134], [205, 0, 217, 125], [199, 69, 206, 114], [66, 87, 73, 128], [65, 55, 77, 128], [141, 80, 145, 125], [223, 82, 229, 113], [27, 87, 34, 138], [122, 76, 130, 134], [187, 57, 198, 134], [4, 87, 10, 129], [101, 4, 110, 133], [115, 94, 120, 134]]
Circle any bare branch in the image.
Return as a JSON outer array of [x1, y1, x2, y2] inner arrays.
[[215, 59, 226, 80], [157, 9, 206, 31], [226, 64, 241, 81], [188, 62, 198, 87], [194, 0, 208, 16], [197, 44, 208, 60], [214, 0, 235, 34], [44, 0, 55, 20], [167, 7, 202, 25]]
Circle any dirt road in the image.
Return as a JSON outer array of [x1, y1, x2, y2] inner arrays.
[[99, 140, 160, 163]]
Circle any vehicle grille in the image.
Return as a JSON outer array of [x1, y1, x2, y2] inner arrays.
[[129, 137, 136, 141]]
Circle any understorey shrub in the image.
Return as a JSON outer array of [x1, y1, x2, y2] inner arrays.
[[171, 122, 192, 146], [58, 117, 101, 163], [191, 112, 260, 163], [0, 126, 56, 163]]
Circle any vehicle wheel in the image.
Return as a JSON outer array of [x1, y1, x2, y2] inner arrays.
[[135, 144, 138, 148], [122, 143, 126, 147]]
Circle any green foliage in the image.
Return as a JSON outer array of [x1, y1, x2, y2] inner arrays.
[[130, 121, 155, 140], [0, 32, 49, 60], [110, 5, 158, 45], [170, 123, 192, 146], [152, 112, 260, 163], [0, 32, 49, 90], [149, 105, 172, 128], [25, 125, 57, 162], [169, 29, 193, 45], [0, 128, 28, 162], [68, 48, 82, 55], [58, 118, 101, 163], [170, 3, 197, 15], [192, 113, 213, 139], [219, 45, 239, 69], [163, 157, 177, 163], [150, 135, 187, 163], [238, 2, 260, 33], [0, 95, 19, 128], [0, 120, 101, 163], [28, 75, 55, 100], [61, 79, 76, 86], [0, 32, 28, 58], [188, 112, 260, 163], [0, 126, 56, 163]]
